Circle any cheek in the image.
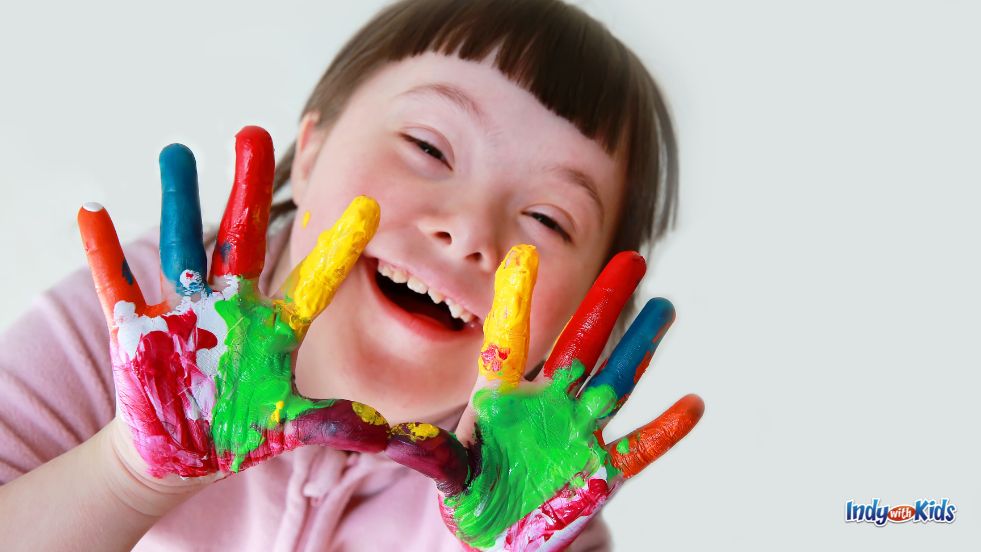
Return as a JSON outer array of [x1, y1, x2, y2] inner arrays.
[[527, 278, 587, 362], [289, 146, 398, 260]]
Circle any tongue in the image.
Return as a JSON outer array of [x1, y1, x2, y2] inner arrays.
[[377, 273, 463, 331]]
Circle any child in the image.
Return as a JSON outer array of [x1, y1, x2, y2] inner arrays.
[[0, 0, 700, 549]]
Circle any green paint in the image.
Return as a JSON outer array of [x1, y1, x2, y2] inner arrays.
[[446, 360, 619, 548], [211, 279, 331, 471], [616, 438, 630, 454]]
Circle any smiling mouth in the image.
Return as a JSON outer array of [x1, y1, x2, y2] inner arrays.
[[375, 271, 463, 331]]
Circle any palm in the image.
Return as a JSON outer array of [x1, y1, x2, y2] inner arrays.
[[79, 127, 389, 478], [388, 246, 704, 551]]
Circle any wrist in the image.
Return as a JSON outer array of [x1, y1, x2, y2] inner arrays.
[[95, 418, 216, 519]]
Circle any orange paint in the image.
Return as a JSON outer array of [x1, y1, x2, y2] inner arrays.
[[609, 393, 704, 478], [77, 204, 147, 324]]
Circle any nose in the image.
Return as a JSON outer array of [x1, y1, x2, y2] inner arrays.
[[418, 204, 502, 273]]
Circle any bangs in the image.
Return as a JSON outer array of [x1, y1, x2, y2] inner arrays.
[[374, 0, 641, 156]]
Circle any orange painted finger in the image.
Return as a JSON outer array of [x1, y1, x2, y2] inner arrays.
[[477, 244, 538, 390], [210, 126, 275, 281], [77, 203, 147, 325], [607, 393, 704, 479], [276, 196, 380, 338]]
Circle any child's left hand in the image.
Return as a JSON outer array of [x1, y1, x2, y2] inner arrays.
[[386, 245, 704, 551]]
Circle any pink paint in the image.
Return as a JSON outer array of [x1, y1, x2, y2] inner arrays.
[[504, 474, 610, 551], [480, 343, 510, 374], [117, 307, 219, 477]]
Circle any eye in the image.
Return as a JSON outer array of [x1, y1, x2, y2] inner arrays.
[[526, 211, 572, 243], [401, 133, 451, 169]]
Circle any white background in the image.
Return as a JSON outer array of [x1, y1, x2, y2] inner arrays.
[[1, 1, 978, 549]]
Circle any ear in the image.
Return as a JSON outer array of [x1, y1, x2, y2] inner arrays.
[[291, 111, 327, 204]]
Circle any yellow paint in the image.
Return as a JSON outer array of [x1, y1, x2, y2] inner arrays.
[[392, 422, 440, 441], [478, 244, 538, 390], [352, 402, 388, 426], [276, 196, 380, 337], [301, 210, 311, 228], [269, 400, 285, 424]]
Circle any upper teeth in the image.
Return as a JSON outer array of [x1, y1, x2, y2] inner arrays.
[[377, 261, 477, 324]]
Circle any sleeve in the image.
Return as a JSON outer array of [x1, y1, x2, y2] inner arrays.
[[0, 232, 162, 484]]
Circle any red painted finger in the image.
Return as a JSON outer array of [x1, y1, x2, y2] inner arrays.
[[385, 423, 470, 496], [77, 203, 147, 325], [210, 126, 275, 281], [541, 251, 646, 382], [607, 393, 704, 479]]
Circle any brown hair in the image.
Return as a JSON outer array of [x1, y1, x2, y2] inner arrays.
[[272, 0, 678, 330]]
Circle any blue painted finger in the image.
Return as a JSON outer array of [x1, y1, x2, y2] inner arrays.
[[159, 143, 208, 295], [583, 297, 675, 419]]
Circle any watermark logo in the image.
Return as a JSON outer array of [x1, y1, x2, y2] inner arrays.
[[845, 498, 956, 526]]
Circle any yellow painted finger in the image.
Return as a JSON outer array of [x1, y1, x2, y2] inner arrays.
[[477, 244, 538, 390], [277, 196, 380, 337]]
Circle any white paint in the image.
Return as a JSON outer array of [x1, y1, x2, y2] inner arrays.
[[110, 275, 240, 422]]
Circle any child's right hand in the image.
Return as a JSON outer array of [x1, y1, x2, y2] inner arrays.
[[78, 127, 390, 488]]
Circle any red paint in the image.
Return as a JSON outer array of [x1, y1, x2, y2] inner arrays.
[[78, 206, 148, 324], [210, 126, 275, 280], [120, 308, 218, 477], [505, 476, 610, 548], [543, 252, 645, 380]]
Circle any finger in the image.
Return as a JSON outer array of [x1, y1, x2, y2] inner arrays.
[[210, 126, 275, 281], [227, 399, 392, 473], [291, 400, 391, 453], [277, 195, 380, 338], [477, 244, 538, 391], [540, 251, 646, 387], [77, 203, 147, 325], [582, 297, 675, 420], [607, 393, 704, 480], [385, 423, 470, 496], [159, 143, 208, 296]]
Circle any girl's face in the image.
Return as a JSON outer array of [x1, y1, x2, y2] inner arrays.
[[279, 52, 627, 423]]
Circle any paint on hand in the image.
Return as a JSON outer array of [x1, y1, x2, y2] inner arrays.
[[159, 143, 208, 296], [301, 210, 311, 228], [445, 361, 620, 548], [478, 245, 537, 390], [391, 422, 441, 441], [352, 402, 387, 426], [278, 196, 380, 337], [608, 393, 704, 479], [211, 278, 327, 472], [81, 133, 390, 479]]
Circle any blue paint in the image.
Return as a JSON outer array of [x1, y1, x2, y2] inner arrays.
[[121, 259, 134, 285], [159, 143, 208, 295], [584, 297, 674, 412], [218, 241, 232, 262]]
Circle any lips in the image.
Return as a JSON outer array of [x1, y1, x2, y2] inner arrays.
[[362, 256, 481, 338], [376, 270, 464, 330]]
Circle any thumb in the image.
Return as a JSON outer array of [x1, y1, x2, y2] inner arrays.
[[386, 423, 470, 496]]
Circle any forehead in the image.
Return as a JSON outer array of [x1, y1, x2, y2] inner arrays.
[[351, 51, 626, 222]]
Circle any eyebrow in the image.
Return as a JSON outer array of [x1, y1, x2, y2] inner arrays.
[[400, 82, 606, 224], [398, 82, 488, 128], [546, 164, 605, 225]]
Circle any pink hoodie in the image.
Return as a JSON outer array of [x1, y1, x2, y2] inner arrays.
[[0, 223, 611, 551]]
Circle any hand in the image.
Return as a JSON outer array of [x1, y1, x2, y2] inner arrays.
[[78, 126, 389, 479], [386, 245, 704, 551]]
